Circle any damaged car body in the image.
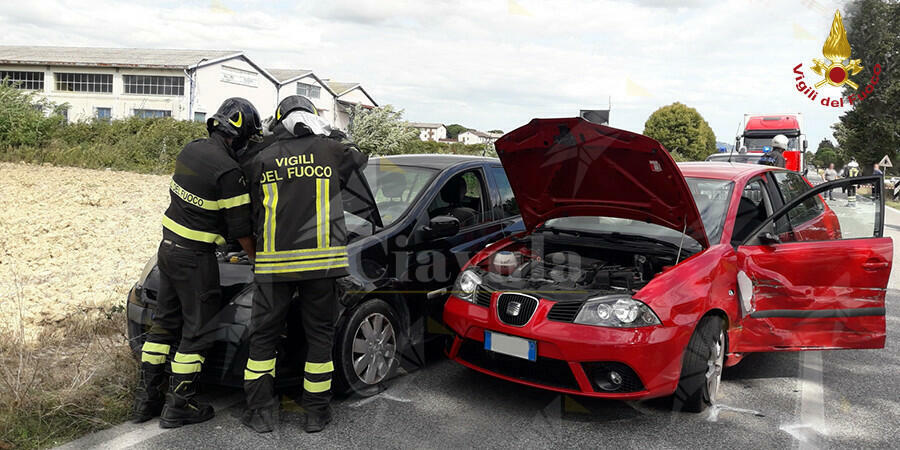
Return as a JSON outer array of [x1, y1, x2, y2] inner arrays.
[[128, 154, 523, 395], [443, 117, 891, 412]]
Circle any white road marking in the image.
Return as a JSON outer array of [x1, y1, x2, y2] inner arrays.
[[780, 350, 827, 448], [705, 403, 764, 422]]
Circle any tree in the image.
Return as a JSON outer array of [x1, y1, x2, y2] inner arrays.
[[833, 0, 900, 174], [487, 129, 504, 134], [445, 124, 468, 139], [643, 102, 717, 161], [347, 104, 418, 155]]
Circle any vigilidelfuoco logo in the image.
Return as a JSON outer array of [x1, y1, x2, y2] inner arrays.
[[792, 10, 882, 108]]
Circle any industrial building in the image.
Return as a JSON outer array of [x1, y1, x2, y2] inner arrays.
[[0, 46, 377, 130]]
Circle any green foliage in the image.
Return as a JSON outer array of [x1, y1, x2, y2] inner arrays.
[[642, 102, 717, 161], [487, 129, 504, 134], [347, 104, 418, 155], [0, 82, 208, 174], [445, 124, 468, 139], [834, 0, 900, 173], [810, 138, 847, 168]]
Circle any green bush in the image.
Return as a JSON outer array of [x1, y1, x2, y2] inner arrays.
[[400, 139, 495, 157], [0, 82, 208, 174]]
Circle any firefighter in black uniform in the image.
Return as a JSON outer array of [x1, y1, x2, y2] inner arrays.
[[241, 96, 367, 433], [132, 98, 260, 428]]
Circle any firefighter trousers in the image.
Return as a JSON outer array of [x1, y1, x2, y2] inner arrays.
[[140, 239, 221, 375], [244, 278, 337, 415]]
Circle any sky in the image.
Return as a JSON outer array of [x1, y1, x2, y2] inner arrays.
[[0, 0, 860, 150]]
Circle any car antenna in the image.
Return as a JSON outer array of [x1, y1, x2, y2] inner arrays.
[[675, 218, 687, 264]]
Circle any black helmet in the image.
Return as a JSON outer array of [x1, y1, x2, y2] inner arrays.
[[207, 98, 262, 150], [275, 95, 317, 123]]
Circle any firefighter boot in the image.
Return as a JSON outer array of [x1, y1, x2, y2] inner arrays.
[[159, 373, 214, 428], [305, 406, 333, 433], [132, 362, 167, 423]]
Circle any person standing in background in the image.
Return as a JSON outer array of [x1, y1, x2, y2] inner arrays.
[[824, 163, 838, 200]]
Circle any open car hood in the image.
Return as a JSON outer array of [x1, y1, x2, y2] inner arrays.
[[495, 118, 709, 248]]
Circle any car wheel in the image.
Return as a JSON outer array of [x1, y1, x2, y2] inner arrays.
[[335, 299, 402, 397], [673, 315, 726, 413]]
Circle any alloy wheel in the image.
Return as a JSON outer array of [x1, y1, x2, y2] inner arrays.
[[705, 329, 725, 402], [351, 312, 397, 385]]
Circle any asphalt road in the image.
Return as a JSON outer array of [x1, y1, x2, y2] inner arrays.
[[61, 208, 900, 449]]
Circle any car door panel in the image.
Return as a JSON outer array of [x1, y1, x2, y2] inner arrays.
[[733, 176, 890, 352]]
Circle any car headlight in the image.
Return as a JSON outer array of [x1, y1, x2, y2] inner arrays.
[[574, 295, 661, 328], [454, 269, 482, 303]]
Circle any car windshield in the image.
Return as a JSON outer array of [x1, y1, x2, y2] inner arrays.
[[685, 177, 734, 244], [540, 177, 732, 249], [362, 162, 437, 227]]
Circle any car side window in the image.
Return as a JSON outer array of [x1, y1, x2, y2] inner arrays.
[[427, 170, 492, 228], [773, 171, 824, 227], [488, 166, 519, 219], [731, 178, 773, 245]]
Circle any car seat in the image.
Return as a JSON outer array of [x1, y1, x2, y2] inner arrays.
[[433, 177, 478, 227]]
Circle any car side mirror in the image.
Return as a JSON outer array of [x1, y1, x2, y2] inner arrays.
[[425, 215, 460, 239], [758, 231, 781, 245]]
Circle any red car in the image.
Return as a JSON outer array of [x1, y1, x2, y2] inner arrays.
[[443, 117, 890, 412]]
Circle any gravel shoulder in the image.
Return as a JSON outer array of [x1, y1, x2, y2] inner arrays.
[[0, 162, 169, 338]]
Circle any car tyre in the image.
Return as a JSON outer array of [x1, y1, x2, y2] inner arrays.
[[334, 299, 403, 397], [673, 315, 726, 413]]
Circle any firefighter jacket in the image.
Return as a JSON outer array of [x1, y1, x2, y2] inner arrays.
[[247, 118, 369, 281], [162, 132, 253, 248]]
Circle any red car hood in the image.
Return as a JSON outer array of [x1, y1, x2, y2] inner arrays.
[[495, 118, 709, 248]]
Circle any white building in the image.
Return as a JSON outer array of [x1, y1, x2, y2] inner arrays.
[[0, 46, 376, 131], [324, 80, 378, 131], [409, 122, 447, 142], [458, 130, 501, 145]]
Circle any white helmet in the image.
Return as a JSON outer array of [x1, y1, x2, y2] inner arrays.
[[772, 134, 789, 151]]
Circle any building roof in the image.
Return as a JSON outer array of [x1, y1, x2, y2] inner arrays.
[[323, 80, 359, 96], [408, 122, 444, 129], [266, 68, 313, 84], [462, 130, 493, 138], [0, 45, 241, 69]]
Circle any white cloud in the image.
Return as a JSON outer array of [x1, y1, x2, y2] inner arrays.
[[1, 0, 852, 146]]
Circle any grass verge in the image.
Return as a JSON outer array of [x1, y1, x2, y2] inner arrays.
[[0, 274, 135, 449]]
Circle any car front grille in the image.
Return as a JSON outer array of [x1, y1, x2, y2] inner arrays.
[[496, 293, 538, 326], [457, 338, 579, 391], [546, 300, 584, 322], [582, 361, 645, 393], [474, 287, 493, 307]]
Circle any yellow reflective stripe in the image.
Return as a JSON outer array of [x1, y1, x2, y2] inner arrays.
[[246, 358, 276, 372], [256, 248, 348, 263], [141, 353, 166, 365], [174, 352, 205, 364], [170, 179, 219, 211], [162, 215, 226, 245], [218, 193, 250, 209], [254, 257, 349, 274], [244, 369, 275, 381], [305, 361, 334, 374], [323, 179, 330, 247], [316, 179, 324, 248], [304, 378, 331, 393], [171, 361, 202, 374], [142, 342, 171, 355], [262, 183, 278, 253], [257, 246, 346, 256]]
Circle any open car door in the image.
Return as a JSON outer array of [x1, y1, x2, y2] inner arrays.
[[733, 175, 891, 352]]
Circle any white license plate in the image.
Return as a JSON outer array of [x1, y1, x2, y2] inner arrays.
[[484, 331, 536, 361]]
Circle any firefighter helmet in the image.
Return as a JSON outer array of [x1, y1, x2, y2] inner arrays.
[[207, 98, 262, 147], [275, 95, 318, 123], [772, 134, 789, 151]]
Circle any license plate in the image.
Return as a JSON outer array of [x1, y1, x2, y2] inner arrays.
[[484, 331, 536, 361]]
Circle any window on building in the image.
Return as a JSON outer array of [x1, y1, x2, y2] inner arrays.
[[193, 112, 206, 122], [55, 73, 113, 93], [95, 107, 112, 121], [123, 75, 185, 96], [296, 82, 321, 99], [133, 109, 172, 119], [1, 71, 44, 90]]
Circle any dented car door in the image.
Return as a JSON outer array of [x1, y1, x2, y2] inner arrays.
[[733, 175, 891, 352]]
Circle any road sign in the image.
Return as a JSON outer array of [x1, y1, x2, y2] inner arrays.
[[878, 155, 892, 168]]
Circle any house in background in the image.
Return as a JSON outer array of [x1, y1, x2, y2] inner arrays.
[[458, 129, 501, 145], [0, 45, 377, 131], [409, 122, 447, 142], [324, 80, 378, 130]]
